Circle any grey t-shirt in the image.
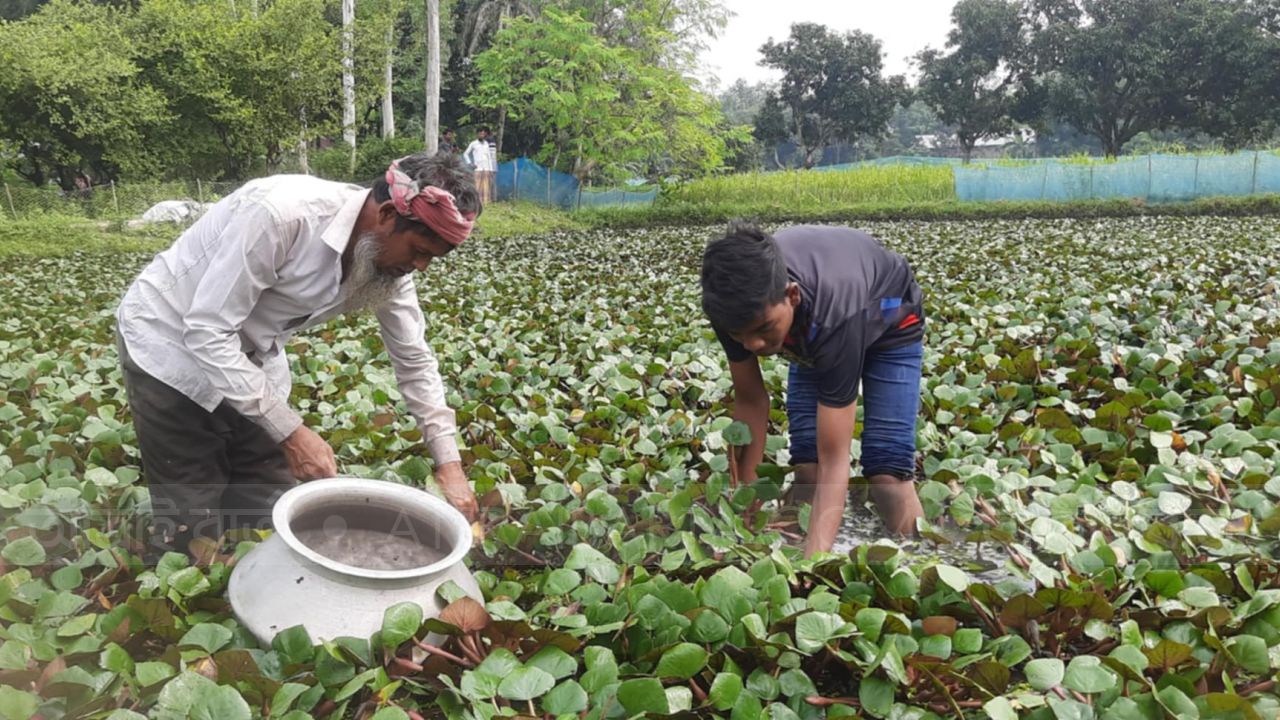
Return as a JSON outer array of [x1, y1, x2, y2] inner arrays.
[[714, 226, 925, 407]]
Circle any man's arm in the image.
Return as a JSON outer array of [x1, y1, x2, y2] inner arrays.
[[182, 202, 336, 479], [804, 401, 857, 556], [727, 357, 769, 484], [374, 282, 478, 520]]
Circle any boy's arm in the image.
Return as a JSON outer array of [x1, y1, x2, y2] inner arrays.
[[727, 357, 769, 484], [804, 401, 857, 556]]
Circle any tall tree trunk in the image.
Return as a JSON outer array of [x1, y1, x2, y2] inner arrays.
[[424, 0, 440, 154], [342, 0, 357, 173], [382, 22, 396, 139], [298, 105, 310, 174], [493, 4, 510, 155]]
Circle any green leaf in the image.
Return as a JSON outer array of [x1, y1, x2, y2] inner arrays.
[[690, 609, 731, 643], [794, 612, 852, 653], [855, 607, 888, 643], [920, 634, 952, 659], [984, 696, 1017, 720], [858, 676, 895, 718], [1227, 635, 1270, 675], [656, 642, 708, 679], [380, 602, 423, 649], [1026, 657, 1065, 691], [723, 421, 752, 445], [954, 628, 983, 654], [542, 568, 581, 595], [369, 709, 408, 720], [617, 677, 669, 714], [709, 672, 744, 710], [179, 623, 233, 654], [99, 643, 134, 674], [542, 680, 588, 714], [271, 626, 315, 665], [527, 646, 577, 680], [135, 662, 176, 687], [50, 565, 83, 592], [934, 564, 970, 592], [563, 543, 619, 584], [1063, 655, 1114, 694], [1157, 492, 1191, 515], [1, 537, 46, 567], [497, 666, 556, 701], [0, 685, 38, 720]]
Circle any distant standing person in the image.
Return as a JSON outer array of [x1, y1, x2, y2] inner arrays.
[[700, 223, 927, 555], [464, 127, 497, 204], [439, 129, 458, 155]]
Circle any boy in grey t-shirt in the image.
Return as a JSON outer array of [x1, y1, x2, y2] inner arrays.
[[702, 223, 926, 554]]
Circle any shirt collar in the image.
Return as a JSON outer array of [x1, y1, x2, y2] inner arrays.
[[321, 187, 372, 254]]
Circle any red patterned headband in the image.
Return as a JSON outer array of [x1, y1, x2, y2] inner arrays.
[[384, 159, 476, 246]]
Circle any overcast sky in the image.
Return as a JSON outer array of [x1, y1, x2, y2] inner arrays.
[[699, 0, 960, 91]]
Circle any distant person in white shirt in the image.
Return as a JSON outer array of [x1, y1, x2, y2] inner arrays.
[[116, 152, 482, 559], [463, 127, 497, 204]]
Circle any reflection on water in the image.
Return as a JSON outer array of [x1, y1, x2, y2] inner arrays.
[[832, 502, 1035, 593]]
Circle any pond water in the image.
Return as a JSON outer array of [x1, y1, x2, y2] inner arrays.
[[832, 500, 1034, 592]]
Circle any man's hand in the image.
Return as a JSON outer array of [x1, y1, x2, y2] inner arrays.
[[435, 461, 478, 522], [281, 426, 337, 481]]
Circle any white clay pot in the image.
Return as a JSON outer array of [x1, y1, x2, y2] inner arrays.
[[228, 477, 482, 646]]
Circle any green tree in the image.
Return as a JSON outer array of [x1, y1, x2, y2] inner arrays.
[[0, 0, 169, 188], [916, 0, 1031, 163], [1026, 0, 1220, 157], [751, 91, 790, 169], [1184, 0, 1280, 149], [758, 22, 906, 169], [135, 0, 340, 178], [468, 8, 729, 182]]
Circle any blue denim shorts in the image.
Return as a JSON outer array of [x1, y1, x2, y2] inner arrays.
[[785, 340, 923, 477]]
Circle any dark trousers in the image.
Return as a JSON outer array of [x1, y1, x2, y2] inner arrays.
[[118, 339, 296, 558]]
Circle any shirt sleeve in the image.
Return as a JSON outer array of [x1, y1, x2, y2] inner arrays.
[[375, 280, 461, 466], [712, 325, 752, 363], [182, 201, 304, 442], [815, 320, 866, 408]]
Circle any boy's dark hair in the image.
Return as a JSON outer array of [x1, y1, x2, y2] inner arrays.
[[478, 126, 491, 134], [371, 152, 482, 236], [701, 221, 789, 332]]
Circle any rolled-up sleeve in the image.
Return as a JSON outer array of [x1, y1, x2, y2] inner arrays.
[[181, 201, 303, 442], [375, 280, 460, 466]]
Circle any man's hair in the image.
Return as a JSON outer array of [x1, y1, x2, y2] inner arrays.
[[701, 221, 789, 332], [478, 126, 491, 134], [371, 152, 482, 236]]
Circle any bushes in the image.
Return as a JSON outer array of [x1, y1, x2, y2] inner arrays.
[[309, 137, 434, 184]]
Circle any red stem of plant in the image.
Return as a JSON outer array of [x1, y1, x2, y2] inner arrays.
[[416, 640, 475, 668], [689, 679, 707, 703], [1241, 680, 1276, 696]]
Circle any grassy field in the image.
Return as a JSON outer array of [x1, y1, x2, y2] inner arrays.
[[662, 165, 957, 209]]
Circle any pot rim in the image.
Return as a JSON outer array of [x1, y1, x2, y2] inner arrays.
[[271, 477, 472, 581]]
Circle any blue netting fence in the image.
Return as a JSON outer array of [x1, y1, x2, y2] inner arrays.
[[495, 157, 657, 210], [953, 151, 1280, 203]]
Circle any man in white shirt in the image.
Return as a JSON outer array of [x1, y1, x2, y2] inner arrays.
[[463, 127, 497, 204], [116, 152, 481, 558]]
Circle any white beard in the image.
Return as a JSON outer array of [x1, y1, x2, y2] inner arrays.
[[342, 233, 403, 312]]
